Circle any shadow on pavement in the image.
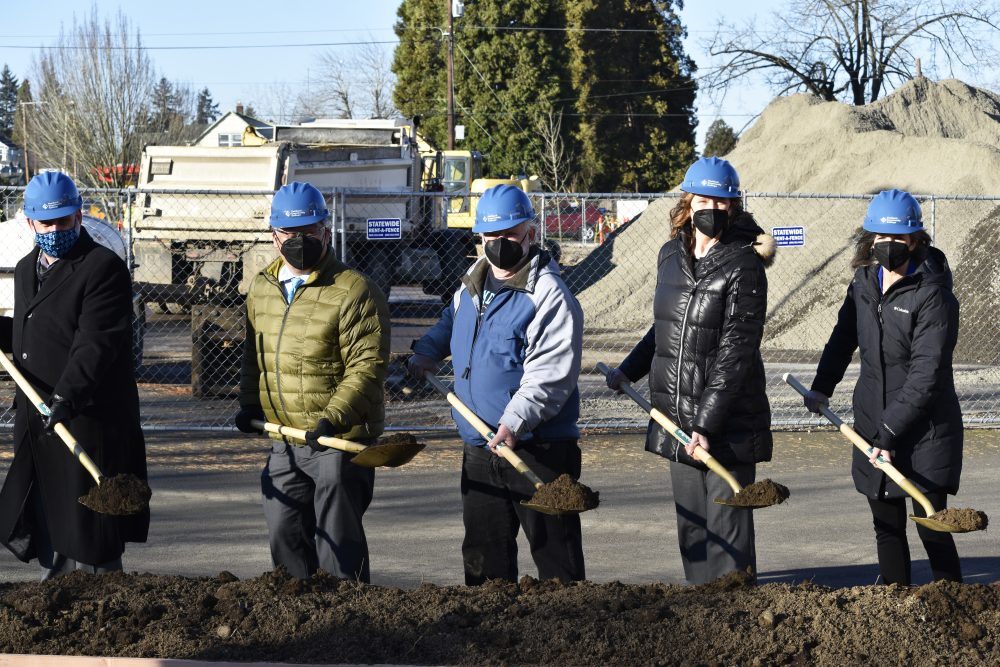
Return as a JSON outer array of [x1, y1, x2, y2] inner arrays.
[[759, 555, 1000, 587]]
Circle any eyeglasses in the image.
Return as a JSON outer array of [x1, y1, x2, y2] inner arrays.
[[273, 224, 325, 236]]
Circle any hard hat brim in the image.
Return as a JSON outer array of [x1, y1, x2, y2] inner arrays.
[[863, 221, 924, 234], [269, 212, 329, 228], [472, 215, 533, 234], [26, 202, 82, 221]]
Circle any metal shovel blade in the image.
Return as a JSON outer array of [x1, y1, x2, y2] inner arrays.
[[712, 498, 773, 509], [910, 515, 971, 533], [349, 440, 426, 468], [519, 500, 582, 516]]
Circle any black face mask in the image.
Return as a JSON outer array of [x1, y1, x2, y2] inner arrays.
[[872, 240, 911, 271], [280, 234, 325, 270], [484, 233, 527, 270], [692, 209, 728, 238]]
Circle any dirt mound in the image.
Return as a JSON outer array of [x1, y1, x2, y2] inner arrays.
[[79, 474, 151, 516], [572, 78, 1000, 370], [728, 77, 1000, 195], [2, 570, 999, 664]]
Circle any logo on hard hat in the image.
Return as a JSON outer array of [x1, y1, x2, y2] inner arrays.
[[283, 209, 313, 217], [700, 179, 724, 188], [482, 213, 502, 223], [879, 216, 901, 224], [41, 195, 76, 210]]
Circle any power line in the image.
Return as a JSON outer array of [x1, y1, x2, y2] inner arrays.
[[4, 40, 399, 51]]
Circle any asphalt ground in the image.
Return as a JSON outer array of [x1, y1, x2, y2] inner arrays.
[[0, 428, 996, 588]]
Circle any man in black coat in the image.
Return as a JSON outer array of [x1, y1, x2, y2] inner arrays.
[[0, 172, 148, 579]]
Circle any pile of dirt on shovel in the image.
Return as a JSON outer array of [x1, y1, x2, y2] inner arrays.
[[726, 478, 791, 508], [1, 568, 999, 665], [527, 473, 600, 511]]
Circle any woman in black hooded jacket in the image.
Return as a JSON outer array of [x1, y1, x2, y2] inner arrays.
[[606, 157, 776, 584], [803, 189, 963, 585]]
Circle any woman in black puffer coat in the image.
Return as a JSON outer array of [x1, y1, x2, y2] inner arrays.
[[606, 157, 776, 584], [803, 189, 963, 586]]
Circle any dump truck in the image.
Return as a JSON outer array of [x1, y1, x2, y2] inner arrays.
[[131, 119, 476, 396]]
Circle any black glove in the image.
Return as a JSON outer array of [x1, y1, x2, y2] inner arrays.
[[873, 425, 897, 455], [234, 405, 265, 434], [44, 395, 74, 432], [305, 418, 337, 452]]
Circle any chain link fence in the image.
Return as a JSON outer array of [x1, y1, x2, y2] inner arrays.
[[0, 186, 997, 431]]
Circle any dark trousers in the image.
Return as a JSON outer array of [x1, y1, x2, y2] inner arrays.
[[670, 461, 756, 584], [262, 441, 375, 581], [28, 486, 122, 581], [460, 440, 586, 586], [867, 492, 962, 585]]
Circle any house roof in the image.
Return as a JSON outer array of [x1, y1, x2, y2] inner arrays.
[[193, 111, 275, 145]]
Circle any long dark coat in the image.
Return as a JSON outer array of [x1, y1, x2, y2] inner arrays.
[[619, 213, 776, 468], [0, 229, 148, 565], [811, 246, 963, 500]]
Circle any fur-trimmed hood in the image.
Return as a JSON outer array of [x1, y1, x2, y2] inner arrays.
[[724, 212, 776, 268]]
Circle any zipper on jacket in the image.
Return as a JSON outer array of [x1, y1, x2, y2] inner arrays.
[[673, 286, 696, 460], [274, 281, 297, 422]]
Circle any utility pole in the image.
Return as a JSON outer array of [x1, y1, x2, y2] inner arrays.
[[446, 0, 455, 150], [19, 101, 39, 181]]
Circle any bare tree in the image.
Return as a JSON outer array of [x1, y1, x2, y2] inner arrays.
[[533, 109, 575, 193], [706, 0, 1000, 105], [301, 41, 398, 119], [29, 8, 155, 188]]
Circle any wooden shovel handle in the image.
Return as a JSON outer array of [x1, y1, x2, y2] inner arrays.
[[0, 351, 103, 485], [782, 373, 938, 517], [251, 420, 368, 454], [422, 373, 544, 489], [596, 362, 743, 495]]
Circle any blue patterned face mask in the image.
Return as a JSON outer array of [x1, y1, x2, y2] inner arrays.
[[35, 226, 80, 258]]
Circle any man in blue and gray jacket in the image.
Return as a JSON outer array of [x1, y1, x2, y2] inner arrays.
[[408, 184, 585, 585]]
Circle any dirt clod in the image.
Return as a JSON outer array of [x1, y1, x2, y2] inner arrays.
[[78, 474, 151, 515], [928, 507, 989, 531], [527, 473, 600, 512], [725, 478, 791, 508]]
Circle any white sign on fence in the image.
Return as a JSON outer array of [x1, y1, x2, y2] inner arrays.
[[772, 226, 805, 247], [367, 218, 402, 240]]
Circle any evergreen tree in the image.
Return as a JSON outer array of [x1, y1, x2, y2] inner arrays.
[[392, 0, 449, 150], [196, 87, 220, 125], [702, 118, 737, 157], [392, 0, 697, 191], [0, 65, 18, 140], [453, 0, 569, 179], [566, 0, 696, 192], [148, 77, 180, 132], [11, 79, 32, 148]]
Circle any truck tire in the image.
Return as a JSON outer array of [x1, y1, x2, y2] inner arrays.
[[356, 244, 395, 302], [424, 230, 474, 302]]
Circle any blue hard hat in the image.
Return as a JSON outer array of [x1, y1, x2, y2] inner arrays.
[[23, 171, 83, 221], [473, 184, 535, 233], [269, 182, 329, 228], [863, 189, 923, 234], [680, 157, 742, 198]]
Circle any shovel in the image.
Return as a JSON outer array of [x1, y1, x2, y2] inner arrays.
[[783, 373, 980, 533], [421, 372, 595, 516], [250, 420, 424, 468], [596, 362, 782, 509], [0, 351, 150, 516]]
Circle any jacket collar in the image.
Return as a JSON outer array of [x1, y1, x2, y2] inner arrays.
[[462, 246, 553, 301], [859, 245, 952, 297], [22, 228, 97, 312], [263, 245, 346, 288]]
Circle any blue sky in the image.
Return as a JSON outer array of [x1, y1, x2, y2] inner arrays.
[[1, 1, 991, 150]]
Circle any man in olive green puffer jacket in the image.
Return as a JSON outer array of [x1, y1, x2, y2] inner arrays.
[[234, 182, 390, 581]]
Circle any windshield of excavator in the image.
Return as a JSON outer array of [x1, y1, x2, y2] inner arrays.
[[442, 157, 469, 194]]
